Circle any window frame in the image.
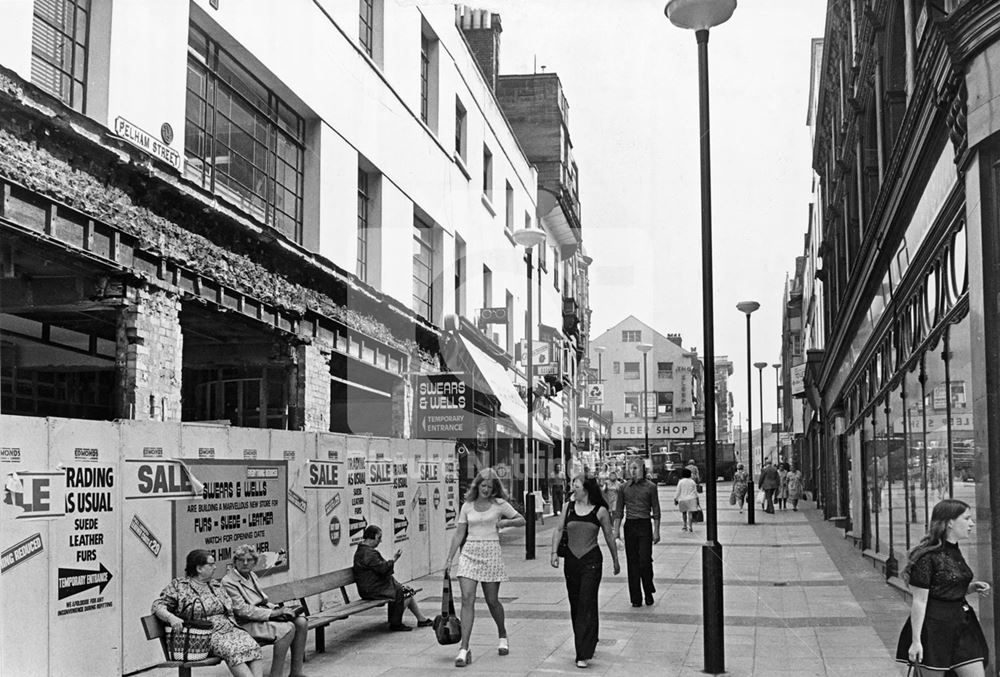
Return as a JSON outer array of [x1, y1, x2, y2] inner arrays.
[[412, 216, 435, 321], [357, 168, 370, 282], [31, 0, 91, 112], [624, 361, 640, 380]]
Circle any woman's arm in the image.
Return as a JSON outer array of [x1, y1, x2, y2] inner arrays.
[[968, 580, 992, 597], [444, 523, 468, 570], [907, 586, 930, 663], [499, 500, 526, 528], [151, 580, 185, 631], [598, 507, 620, 574], [549, 508, 568, 568]]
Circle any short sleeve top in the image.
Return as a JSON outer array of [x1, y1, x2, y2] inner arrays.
[[907, 541, 973, 601], [458, 499, 518, 542]]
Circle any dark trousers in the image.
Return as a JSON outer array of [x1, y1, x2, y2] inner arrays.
[[763, 488, 776, 513], [564, 547, 603, 662], [552, 485, 564, 514], [386, 583, 407, 626], [623, 519, 655, 604]]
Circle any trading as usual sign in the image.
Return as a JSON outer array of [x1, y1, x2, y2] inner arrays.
[[611, 420, 695, 440]]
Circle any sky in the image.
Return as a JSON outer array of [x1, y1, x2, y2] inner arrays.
[[475, 0, 830, 428]]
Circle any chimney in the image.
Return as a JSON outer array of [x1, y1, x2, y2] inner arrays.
[[666, 333, 684, 348], [456, 5, 502, 91]]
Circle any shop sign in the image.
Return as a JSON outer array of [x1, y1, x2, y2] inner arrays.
[[791, 363, 807, 396], [611, 420, 695, 439], [413, 373, 474, 439]]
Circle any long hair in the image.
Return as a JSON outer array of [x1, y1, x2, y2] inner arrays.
[[464, 468, 509, 502], [570, 474, 608, 510], [902, 498, 970, 582]]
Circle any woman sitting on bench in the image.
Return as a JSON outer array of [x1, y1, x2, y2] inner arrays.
[[152, 549, 291, 677], [223, 545, 308, 677]]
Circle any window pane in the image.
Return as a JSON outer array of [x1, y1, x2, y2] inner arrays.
[[924, 337, 949, 503]]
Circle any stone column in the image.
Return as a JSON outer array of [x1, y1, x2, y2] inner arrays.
[[116, 285, 182, 420]]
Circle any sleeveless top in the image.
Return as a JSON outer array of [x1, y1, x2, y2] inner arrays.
[[564, 501, 602, 559]]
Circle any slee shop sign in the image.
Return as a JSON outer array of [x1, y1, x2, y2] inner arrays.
[[611, 421, 695, 440]]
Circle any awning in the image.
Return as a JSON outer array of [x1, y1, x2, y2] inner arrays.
[[454, 336, 553, 445]]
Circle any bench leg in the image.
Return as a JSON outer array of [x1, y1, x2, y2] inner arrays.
[[179, 668, 192, 677], [315, 626, 325, 654]]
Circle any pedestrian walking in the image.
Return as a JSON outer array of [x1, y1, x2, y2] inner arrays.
[[730, 464, 749, 513], [777, 462, 789, 511], [601, 469, 623, 542], [551, 463, 566, 515], [758, 460, 780, 514], [443, 468, 526, 667], [615, 459, 660, 607], [673, 467, 699, 532], [785, 464, 804, 510], [896, 499, 991, 676], [685, 459, 701, 485], [550, 474, 620, 669]]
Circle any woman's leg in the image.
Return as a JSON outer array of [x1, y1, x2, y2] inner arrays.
[[458, 576, 478, 650], [481, 581, 507, 638], [228, 663, 255, 677], [576, 552, 603, 661], [268, 625, 294, 677], [290, 615, 308, 676], [953, 661, 986, 677]]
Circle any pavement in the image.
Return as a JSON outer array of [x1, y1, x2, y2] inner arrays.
[[144, 484, 911, 677]]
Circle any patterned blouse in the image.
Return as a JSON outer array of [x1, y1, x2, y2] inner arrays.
[[152, 576, 272, 627], [907, 541, 974, 602]]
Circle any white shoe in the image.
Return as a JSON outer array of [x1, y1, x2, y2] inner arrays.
[[498, 637, 509, 655], [455, 648, 472, 667]]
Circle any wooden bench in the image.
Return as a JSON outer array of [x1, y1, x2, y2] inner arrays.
[[140, 614, 224, 677], [262, 567, 420, 655]]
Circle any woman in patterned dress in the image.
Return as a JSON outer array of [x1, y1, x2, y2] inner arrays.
[[731, 464, 750, 513], [896, 499, 991, 676], [153, 549, 290, 677], [785, 464, 804, 511], [444, 468, 525, 667]]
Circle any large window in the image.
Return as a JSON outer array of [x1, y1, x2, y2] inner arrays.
[[31, 0, 90, 112], [357, 168, 371, 282], [657, 361, 673, 379], [657, 391, 674, 416], [624, 361, 640, 380], [624, 393, 641, 419], [185, 25, 305, 242], [412, 216, 435, 321]]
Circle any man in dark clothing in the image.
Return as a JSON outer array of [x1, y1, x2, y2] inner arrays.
[[758, 461, 780, 514], [353, 525, 433, 631], [615, 459, 661, 607]]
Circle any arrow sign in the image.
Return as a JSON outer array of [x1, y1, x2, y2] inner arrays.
[[348, 515, 368, 537], [394, 516, 409, 536], [57, 563, 113, 600], [445, 507, 457, 526]]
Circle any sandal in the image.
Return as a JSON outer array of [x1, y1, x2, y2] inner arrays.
[[498, 637, 509, 655], [455, 648, 472, 667]]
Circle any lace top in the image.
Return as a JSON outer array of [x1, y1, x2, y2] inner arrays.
[[907, 541, 973, 601]]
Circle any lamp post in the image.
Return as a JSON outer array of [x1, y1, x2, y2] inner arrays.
[[755, 362, 768, 468], [773, 363, 782, 463], [737, 300, 759, 526], [512, 226, 547, 561], [637, 343, 654, 456], [664, 1, 736, 673]]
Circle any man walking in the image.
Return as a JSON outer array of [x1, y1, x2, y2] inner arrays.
[[758, 460, 780, 514], [615, 459, 660, 607]]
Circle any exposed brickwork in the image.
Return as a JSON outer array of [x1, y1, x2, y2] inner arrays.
[[391, 378, 412, 439], [116, 286, 182, 420], [295, 339, 332, 432]]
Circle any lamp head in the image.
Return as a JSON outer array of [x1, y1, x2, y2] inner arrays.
[[637, 343, 654, 353], [511, 228, 546, 250], [736, 301, 760, 315], [595, 346, 606, 353], [772, 363, 781, 369], [665, 0, 737, 31], [753, 362, 768, 370]]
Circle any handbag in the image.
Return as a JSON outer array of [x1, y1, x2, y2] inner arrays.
[[165, 598, 214, 662], [906, 662, 923, 677], [556, 502, 571, 557], [728, 491, 737, 506], [433, 572, 462, 645], [756, 489, 766, 505], [691, 506, 704, 523], [696, 483, 703, 493]]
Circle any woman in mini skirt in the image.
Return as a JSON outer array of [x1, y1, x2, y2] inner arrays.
[[895, 598, 988, 671], [456, 540, 509, 582]]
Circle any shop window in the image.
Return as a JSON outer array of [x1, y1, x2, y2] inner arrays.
[[924, 335, 950, 503], [624, 392, 641, 419], [656, 391, 673, 416], [657, 361, 673, 379], [31, 0, 90, 112], [903, 361, 927, 551], [185, 25, 305, 242], [887, 378, 907, 562]]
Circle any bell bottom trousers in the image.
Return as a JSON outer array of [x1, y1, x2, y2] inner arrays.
[[624, 519, 655, 605], [564, 547, 603, 662]]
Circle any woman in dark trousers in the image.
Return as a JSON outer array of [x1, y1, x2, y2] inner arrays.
[[896, 498, 991, 676], [550, 474, 620, 669]]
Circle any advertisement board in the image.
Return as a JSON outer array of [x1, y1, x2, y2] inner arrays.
[[413, 372, 474, 439]]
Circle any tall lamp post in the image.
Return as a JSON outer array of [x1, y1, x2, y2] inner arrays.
[[755, 362, 768, 468], [595, 346, 606, 463], [737, 300, 759, 526], [773, 363, 782, 463], [664, 1, 736, 673], [512, 226, 547, 561], [637, 343, 654, 455]]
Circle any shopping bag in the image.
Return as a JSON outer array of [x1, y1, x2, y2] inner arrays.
[[433, 572, 462, 645], [757, 489, 766, 506], [165, 597, 213, 661], [691, 508, 704, 523]]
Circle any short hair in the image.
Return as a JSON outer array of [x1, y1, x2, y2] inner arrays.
[[681, 467, 692, 479], [363, 525, 382, 540], [185, 549, 213, 577], [232, 544, 259, 563]]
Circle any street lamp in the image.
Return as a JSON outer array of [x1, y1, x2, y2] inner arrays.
[[664, 1, 736, 673], [637, 343, 654, 456], [595, 346, 606, 413], [737, 300, 759, 526], [512, 226, 546, 561], [755, 362, 768, 469], [773, 362, 782, 463]]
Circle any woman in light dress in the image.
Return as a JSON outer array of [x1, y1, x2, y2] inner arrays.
[[673, 467, 699, 532], [444, 468, 525, 667]]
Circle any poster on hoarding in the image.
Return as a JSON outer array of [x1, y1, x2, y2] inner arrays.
[[171, 459, 288, 577]]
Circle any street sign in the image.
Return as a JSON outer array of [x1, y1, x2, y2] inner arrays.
[[587, 383, 604, 405], [533, 364, 559, 376]]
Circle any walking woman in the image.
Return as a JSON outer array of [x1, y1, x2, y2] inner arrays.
[[731, 464, 750, 513], [673, 467, 699, 532], [550, 474, 620, 669], [776, 462, 789, 511], [785, 464, 804, 511], [896, 499, 991, 675], [444, 468, 525, 667]]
